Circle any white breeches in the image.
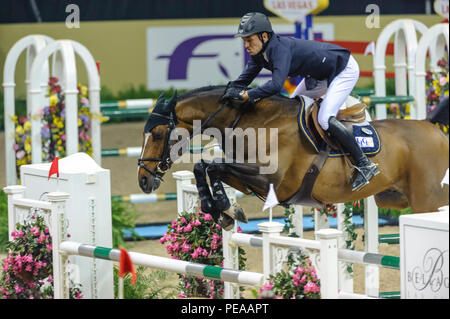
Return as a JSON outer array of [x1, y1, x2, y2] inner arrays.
[[290, 55, 360, 130]]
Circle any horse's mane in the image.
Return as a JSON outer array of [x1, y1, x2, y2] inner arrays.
[[178, 85, 226, 101], [177, 84, 299, 113]]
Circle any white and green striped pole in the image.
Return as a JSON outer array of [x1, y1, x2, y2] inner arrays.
[[59, 242, 264, 288]]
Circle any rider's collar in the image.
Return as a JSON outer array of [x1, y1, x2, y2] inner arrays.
[[254, 33, 276, 57]]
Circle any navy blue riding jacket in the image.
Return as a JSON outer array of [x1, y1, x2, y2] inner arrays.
[[232, 34, 351, 103]]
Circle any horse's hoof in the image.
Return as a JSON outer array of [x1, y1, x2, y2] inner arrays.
[[223, 202, 248, 223], [216, 212, 235, 231]]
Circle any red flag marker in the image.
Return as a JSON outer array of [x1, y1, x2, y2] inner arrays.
[[48, 157, 59, 180], [119, 247, 137, 285]]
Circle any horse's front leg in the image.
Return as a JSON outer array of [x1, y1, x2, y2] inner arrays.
[[207, 159, 252, 223], [193, 160, 235, 231]]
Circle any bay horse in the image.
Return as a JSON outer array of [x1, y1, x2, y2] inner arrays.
[[137, 86, 449, 229]]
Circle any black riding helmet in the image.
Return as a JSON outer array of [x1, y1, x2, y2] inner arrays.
[[235, 12, 273, 38]]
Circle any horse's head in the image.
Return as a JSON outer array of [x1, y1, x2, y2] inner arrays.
[[138, 91, 178, 193]]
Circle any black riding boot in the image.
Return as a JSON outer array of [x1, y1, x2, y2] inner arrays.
[[326, 117, 380, 191]]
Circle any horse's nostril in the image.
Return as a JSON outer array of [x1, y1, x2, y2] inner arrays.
[[140, 176, 148, 189]]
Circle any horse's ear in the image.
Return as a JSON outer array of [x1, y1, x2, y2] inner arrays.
[[168, 90, 178, 110], [156, 93, 166, 105]]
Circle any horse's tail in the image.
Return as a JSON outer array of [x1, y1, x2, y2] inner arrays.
[[426, 97, 449, 126]]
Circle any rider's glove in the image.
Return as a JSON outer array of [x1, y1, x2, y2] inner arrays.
[[222, 87, 245, 101], [221, 82, 246, 102]]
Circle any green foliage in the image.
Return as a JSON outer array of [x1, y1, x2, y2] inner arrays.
[[378, 206, 413, 218], [111, 197, 142, 248], [282, 206, 299, 237], [101, 84, 187, 101], [113, 266, 177, 299], [0, 190, 9, 253]]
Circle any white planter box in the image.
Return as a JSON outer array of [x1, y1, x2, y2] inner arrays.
[[20, 152, 113, 299], [400, 209, 449, 299]]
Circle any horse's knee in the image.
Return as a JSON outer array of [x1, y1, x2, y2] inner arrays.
[[194, 160, 207, 177], [207, 159, 227, 178]]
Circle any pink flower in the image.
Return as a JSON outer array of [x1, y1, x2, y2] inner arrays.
[[304, 282, 320, 294], [191, 247, 203, 259], [81, 97, 89, 106], [203, 213, 212, 221], [30, 226, 40, 236], [260, 282, 274, 292], [191, 250, 199, 259], [181, 243, 191, 252], [22, 255, 33, 263], [14, 284, 23, 294], [440, 76, 447, 86], [158, 233, 170, 244], [184, 224, 192, 232], [16, 150, 25, 160], [192, 219, 201, 226]]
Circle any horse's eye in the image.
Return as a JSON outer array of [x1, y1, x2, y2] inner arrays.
[[152, 133, 163, 141]]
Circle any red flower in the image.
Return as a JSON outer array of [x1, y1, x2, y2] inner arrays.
[[425, 71, 433, 81], [437, 59, 448, 68], [52, 85, 62, 94], [48, 77, 58, 85], [18, 116, 28, 125], [428, 92, 439, 101]]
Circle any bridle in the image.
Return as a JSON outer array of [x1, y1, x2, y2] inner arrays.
[[137, 100, 233, 182], [137, 111, 177, 181]]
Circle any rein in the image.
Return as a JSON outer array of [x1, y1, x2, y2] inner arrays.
[[137, 100, 231, 181]]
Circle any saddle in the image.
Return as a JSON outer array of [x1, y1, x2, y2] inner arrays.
[[305, 99, 367, 150], [283, 98, 369, 208]]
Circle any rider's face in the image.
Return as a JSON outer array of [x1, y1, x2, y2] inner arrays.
[[242, 33, 267, 56]]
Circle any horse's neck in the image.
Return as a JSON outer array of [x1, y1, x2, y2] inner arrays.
[[175, 98, 235, 133]]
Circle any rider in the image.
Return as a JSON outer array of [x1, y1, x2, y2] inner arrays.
[[222, 12, 379, 192]]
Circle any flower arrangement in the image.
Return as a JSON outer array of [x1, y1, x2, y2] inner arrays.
[[426, 58, 449, 134], [0, 215, 82, 299], [13, 77, 94, 181], [386, 102, 411, 119], [426, 58, 449, 113], [312, 204, 337, 224], [258, 252, 320, 299], [159, 209, 246, 299]]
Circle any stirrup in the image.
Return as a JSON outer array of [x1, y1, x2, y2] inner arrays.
[[351, 162, 380, 192]]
